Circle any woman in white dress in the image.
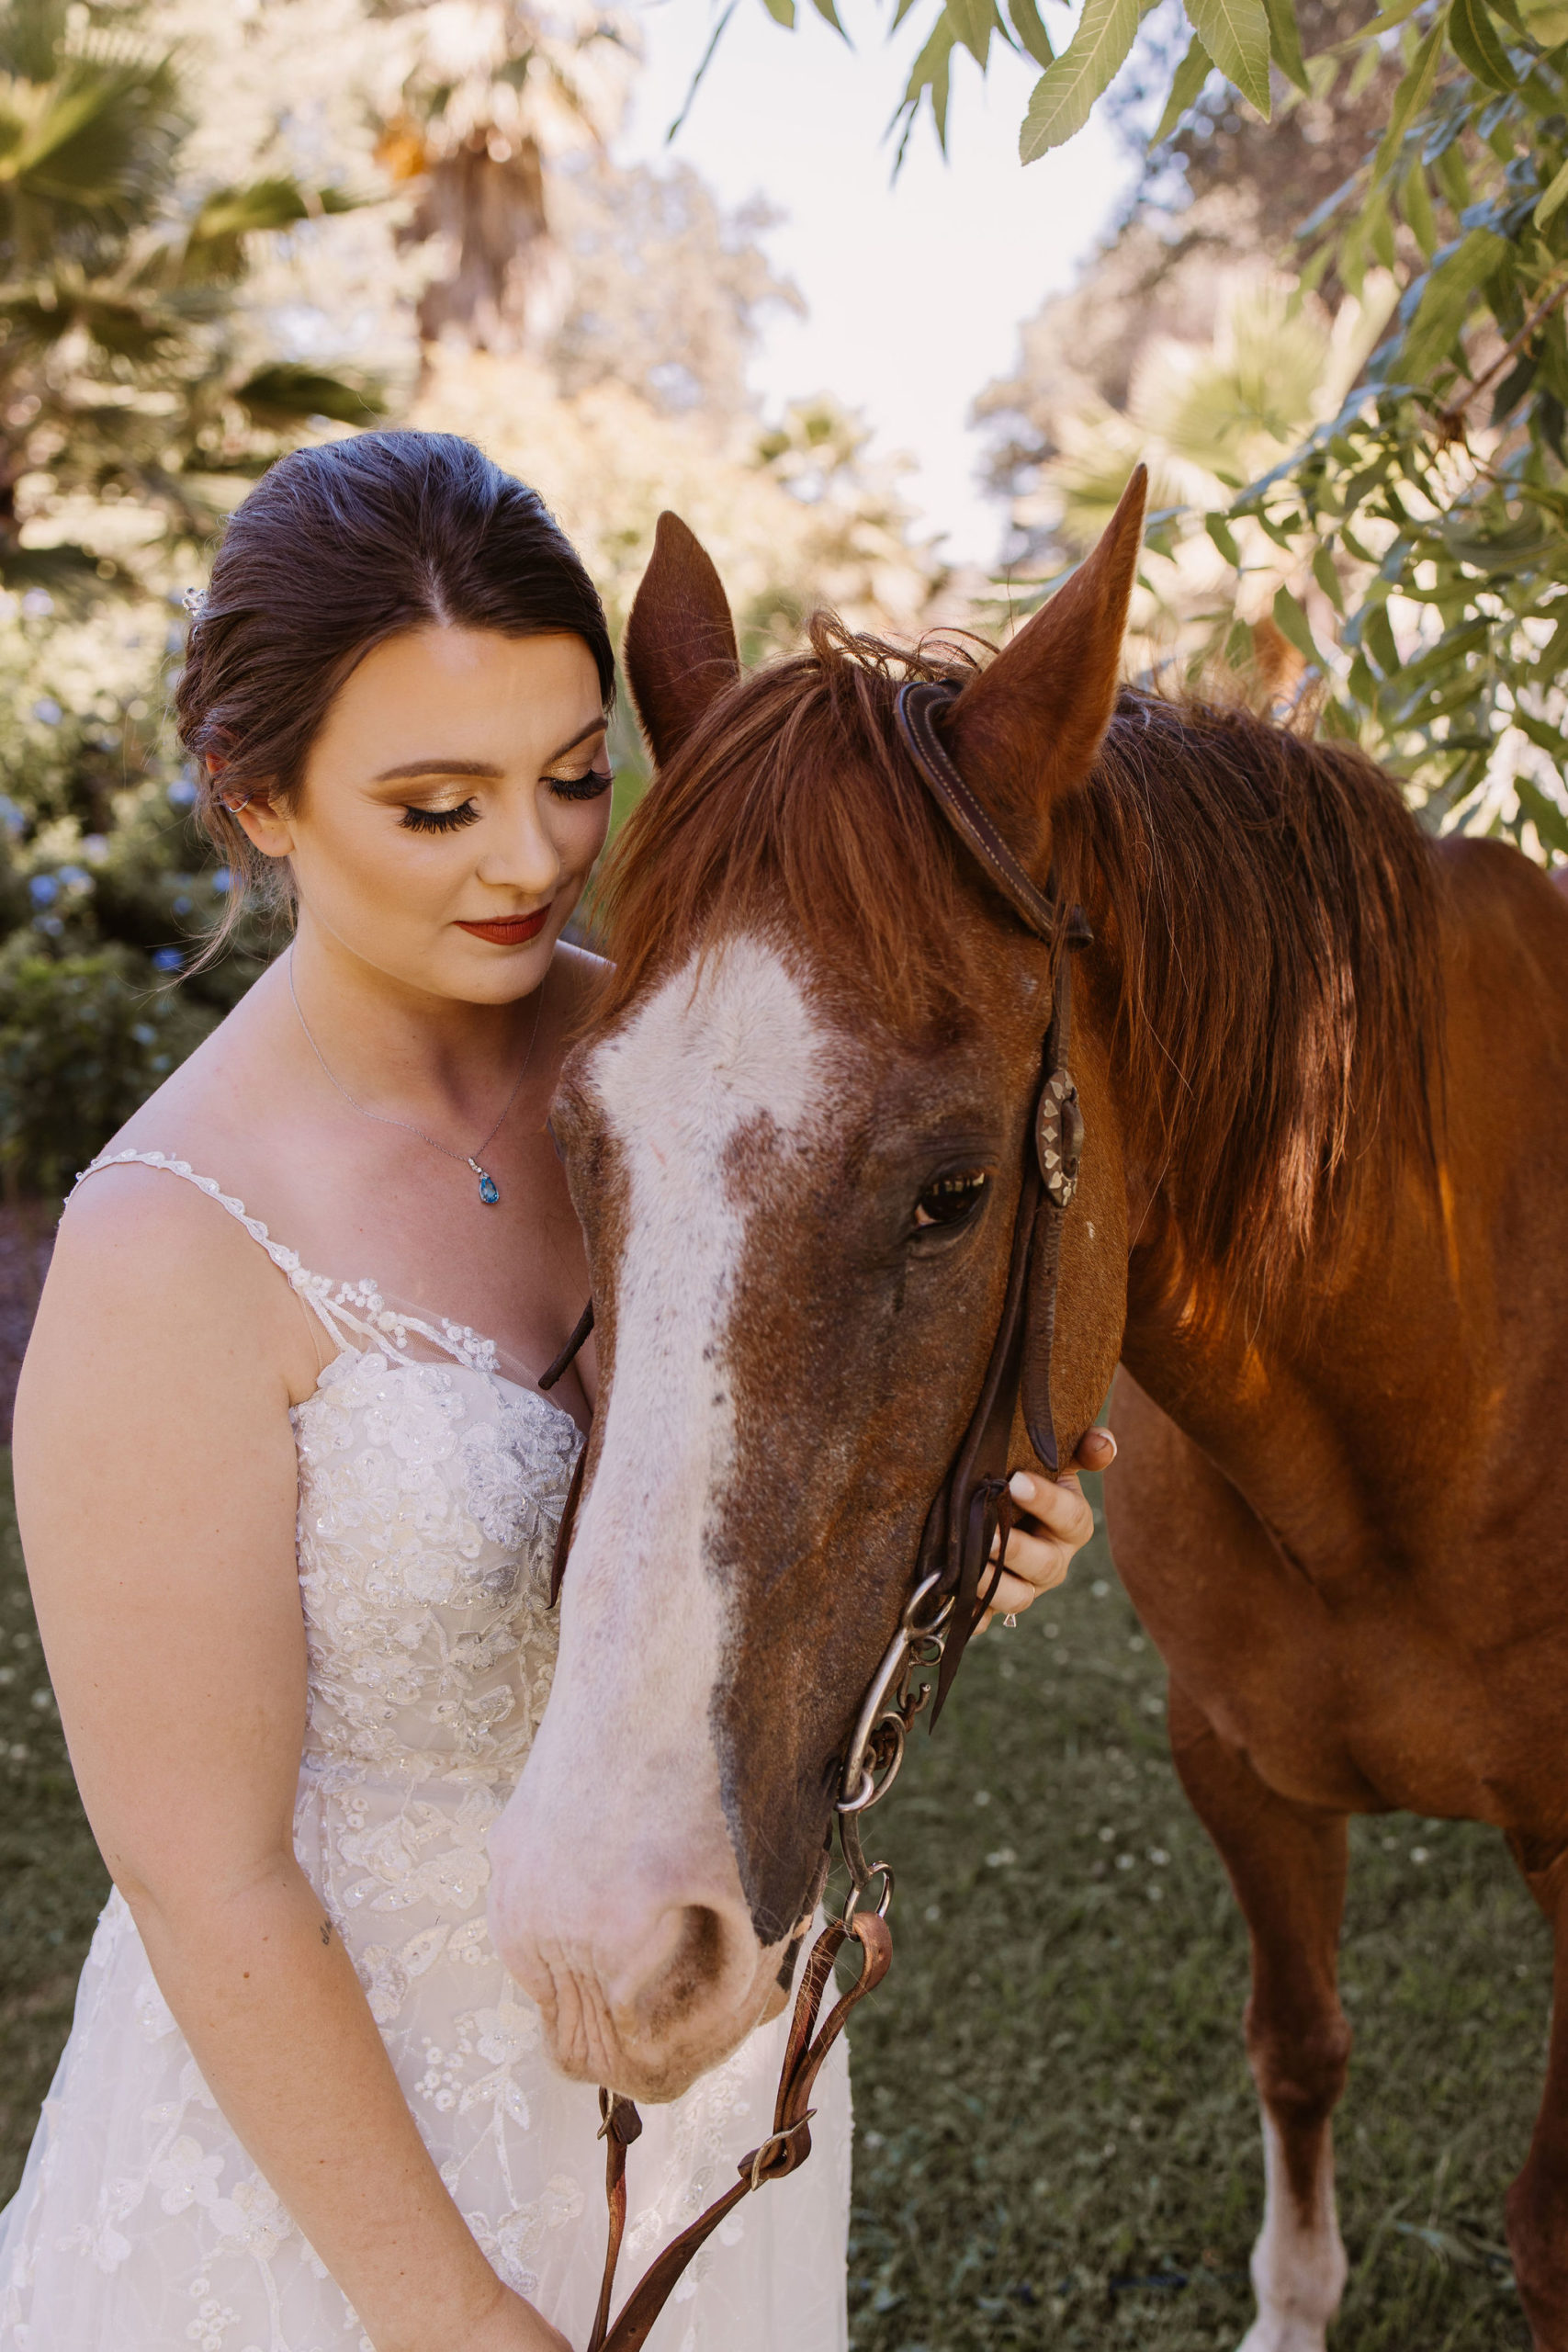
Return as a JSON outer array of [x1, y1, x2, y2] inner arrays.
[[0, 430, 1109, 2352]]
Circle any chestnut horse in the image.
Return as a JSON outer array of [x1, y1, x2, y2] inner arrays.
[[489, 472, 1568, 2350]]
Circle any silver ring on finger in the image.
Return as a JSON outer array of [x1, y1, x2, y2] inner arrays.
[[1002, 1612, 1018, 1629]]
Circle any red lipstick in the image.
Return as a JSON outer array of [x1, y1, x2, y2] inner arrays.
[[457, 910, 549, 947]]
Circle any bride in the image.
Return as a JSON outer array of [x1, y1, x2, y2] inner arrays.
[[0, 429, 1111, 2352]]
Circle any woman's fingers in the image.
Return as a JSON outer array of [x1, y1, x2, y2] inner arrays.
[[977, 1443, 1110, 1631], [1073, 1425, 1117, 1475]]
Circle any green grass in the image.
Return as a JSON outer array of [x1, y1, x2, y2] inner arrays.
[[0, 1461, 1548, 2346], [0, 1453, 109, 2199], [840, 1483, 1547, 2350]]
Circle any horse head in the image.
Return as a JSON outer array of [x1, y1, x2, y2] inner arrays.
[[488, 471, 1147, 2100]]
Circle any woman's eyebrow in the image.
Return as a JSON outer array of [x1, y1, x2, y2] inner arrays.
[[371, 719, 605, 786], [542, 718, 609, 766], [371, 755, 504, 783]]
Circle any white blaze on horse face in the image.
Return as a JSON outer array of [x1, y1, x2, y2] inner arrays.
[[489, 936, 831, 2091]]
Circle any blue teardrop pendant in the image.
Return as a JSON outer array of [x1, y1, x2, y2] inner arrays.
[[468, 1158, 501, 1205]]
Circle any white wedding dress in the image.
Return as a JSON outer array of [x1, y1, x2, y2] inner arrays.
[[0, 1153, 851, 2352]]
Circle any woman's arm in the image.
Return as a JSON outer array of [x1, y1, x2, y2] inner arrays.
[[14, 1172, 568, 2352]]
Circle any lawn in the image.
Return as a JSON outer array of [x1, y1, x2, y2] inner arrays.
[[0, 1458, 1549, 2348]]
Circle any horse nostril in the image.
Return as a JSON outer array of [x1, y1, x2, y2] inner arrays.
[[615, 1904, 731, 2040]]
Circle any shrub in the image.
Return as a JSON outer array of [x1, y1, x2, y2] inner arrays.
[[0, 941, 218, 1197]]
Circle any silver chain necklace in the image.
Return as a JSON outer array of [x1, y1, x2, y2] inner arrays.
[[288, 947, 544, 1206]]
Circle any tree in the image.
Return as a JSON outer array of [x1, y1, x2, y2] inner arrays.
[[0, 0, 379, 594], [739, 0, 1568, 853]]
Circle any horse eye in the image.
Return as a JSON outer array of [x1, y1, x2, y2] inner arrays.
[[913, 1170, 989, 1231]]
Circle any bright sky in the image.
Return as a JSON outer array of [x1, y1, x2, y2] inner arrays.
[[615, 1, 1134, 566]]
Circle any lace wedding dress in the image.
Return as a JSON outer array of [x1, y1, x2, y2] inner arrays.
[[0, 1154, 851, 2352]]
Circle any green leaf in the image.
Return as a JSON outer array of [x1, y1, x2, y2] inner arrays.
[[760, 0, 795, 25], [1400, 227, 1509, 376], [809, 0, 848, 31], [1020, 0, 1145, 157], [897, 16, 958, 150], [1273, 584, 1323, 664], [1342, 0, 1425, 36], [1515, 774, 1568, 854], [1008, 0, 1056, 64], [1205, 510, 1241, 564], [1448, 0, 1517, 88], [945, 0, 998, 62], [1187, 0, 1273, 110], [1374, 6, 1449, 177], [232, 363, 385, 428], [1366, 184, 1397, 267], [1313, 543, 1346, 611], [1517, 0, 1568, 42], [1537, 151, 1568, 222], [1154, 30, 1214, 139], [1400, 159, 1438, 255], [1262, 0, 1310, 90]]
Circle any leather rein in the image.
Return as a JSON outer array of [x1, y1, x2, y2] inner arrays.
[[538, 677, 1089, 2352]]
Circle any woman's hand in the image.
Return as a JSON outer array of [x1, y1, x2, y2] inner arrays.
[[979, 1426, 1116, 1631]]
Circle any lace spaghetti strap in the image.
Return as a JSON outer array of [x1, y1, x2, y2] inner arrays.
[[69, 1148, 504, 1374]]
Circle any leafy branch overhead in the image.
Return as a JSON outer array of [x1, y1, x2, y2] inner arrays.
[[728, 0, 1568, 852]]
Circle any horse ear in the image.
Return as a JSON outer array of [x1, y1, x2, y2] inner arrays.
[[945, 465, 1147, 842], [624, 512, 741, 769]]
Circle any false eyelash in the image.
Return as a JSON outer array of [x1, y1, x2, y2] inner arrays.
[[547, 767, 614, 802], [400, 800, 480, 833]]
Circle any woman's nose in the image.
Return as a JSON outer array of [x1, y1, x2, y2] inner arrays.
[[478, 797, 560, 896]]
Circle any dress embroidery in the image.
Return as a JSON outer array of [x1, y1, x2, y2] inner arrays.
[[0, 1151, 851, 2352]]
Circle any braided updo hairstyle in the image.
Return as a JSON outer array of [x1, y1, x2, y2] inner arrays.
[[175, 430, 614, 958]]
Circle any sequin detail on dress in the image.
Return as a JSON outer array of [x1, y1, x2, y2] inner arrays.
[[0, 1151, 851, 2352]]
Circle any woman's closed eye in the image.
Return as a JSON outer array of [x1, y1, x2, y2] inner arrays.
[[546, 764, 613, 802], [400, 798, 479, 834]]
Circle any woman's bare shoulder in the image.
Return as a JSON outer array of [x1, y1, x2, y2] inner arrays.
[[39, 1148, 319, 1416]]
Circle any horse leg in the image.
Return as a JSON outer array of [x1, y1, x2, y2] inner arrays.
[[1168, 1681, 1352, 2352], [1505, 1838, 1568, 2347]]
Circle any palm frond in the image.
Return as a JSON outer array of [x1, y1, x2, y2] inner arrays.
[[179, 176, 363, 284], [231, 362, 385, 430]]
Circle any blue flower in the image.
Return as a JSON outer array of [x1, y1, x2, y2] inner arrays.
[[20, 590, 53, 617], [151, 946, 184, 973], [0, 798, 26, 840], [55, 865, 90, 891], [30, 698, 62, 727], [131, 1023, 156, 1048], [212, 867, 232, 893], [28, 874, 58, 907], [167, 778, 197, 810]]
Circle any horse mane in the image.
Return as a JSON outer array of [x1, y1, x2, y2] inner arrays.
[[593, 616, 1444, 1315]]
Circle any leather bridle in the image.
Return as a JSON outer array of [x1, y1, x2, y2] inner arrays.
[[539, 677, 1089, 2352]]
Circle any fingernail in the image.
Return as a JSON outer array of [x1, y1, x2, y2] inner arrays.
[[1009, 1470, 1036, 1504]]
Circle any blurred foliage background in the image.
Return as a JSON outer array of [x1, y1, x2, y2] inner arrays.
[[0, 0, 950, 1190], [1, 0, 1566, 1180]]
